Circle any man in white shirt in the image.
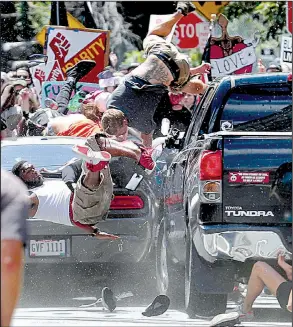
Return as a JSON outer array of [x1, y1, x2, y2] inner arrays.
[[12, 134, 155, 239]]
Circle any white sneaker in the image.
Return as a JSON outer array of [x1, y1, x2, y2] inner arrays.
[[210, 312, 240, 326], [72, 144, 111, 164]]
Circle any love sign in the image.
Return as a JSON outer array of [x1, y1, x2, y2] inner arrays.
[[209, 14, 259, 78]]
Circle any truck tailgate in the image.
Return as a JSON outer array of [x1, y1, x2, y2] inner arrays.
[[222, 133, 292, 224]]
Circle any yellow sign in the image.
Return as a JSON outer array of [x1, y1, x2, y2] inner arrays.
[[36, 12, 86, 46], [193, 1, 229, 20]]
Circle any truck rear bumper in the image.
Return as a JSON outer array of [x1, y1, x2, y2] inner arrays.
[[194, 225, 292, 263]]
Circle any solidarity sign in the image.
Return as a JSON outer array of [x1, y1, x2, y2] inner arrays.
[[44, 26, 110, 83]]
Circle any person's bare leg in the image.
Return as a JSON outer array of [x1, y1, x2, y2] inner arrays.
[[83, 171, 101, 190], [243, 261, 286, 312], [141, 132, 153, 147], [148, 11, 183, 38]]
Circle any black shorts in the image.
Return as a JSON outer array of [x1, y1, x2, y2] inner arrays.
[[107, 75, 167, 134], [276, 281, 292, 310]]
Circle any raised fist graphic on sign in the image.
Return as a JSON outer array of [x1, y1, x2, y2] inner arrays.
[[49, 32, 70, 63], [34, 68, 45, 84]]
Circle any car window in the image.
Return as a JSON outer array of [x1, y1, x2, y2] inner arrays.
[[185, 87, 215, 144], [220, 86, 292, 132], [1, 144, 77, 171]]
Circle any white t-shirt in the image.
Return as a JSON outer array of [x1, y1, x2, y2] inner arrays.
[[31, 180, 73, 226]]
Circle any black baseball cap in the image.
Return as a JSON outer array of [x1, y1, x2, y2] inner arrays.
[[11, 160, 28, 177]]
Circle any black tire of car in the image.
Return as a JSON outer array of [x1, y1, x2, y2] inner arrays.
[[155, 219, 184, 308], [185, 228, 227, 318]]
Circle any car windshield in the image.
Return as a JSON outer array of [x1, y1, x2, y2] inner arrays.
[[1, 144, 77, 171], [221, 85, 292, 132]]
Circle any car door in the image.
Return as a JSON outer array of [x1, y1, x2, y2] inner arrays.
[[164, 86, 216, 262]]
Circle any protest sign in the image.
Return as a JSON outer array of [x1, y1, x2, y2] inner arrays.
[[209, 14, 259, 78], [280, 35, 292, 64], [29, 62, 47, 102], [149, 13, 209, 50], [44, 26, 110, 83], [41, 81, 100, 108], [30, 60, 65, 103], [174, 12, 209, 49]]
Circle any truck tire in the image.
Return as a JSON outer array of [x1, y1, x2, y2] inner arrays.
[[185, 229, 227, 318], [155, 219, 184, 308]]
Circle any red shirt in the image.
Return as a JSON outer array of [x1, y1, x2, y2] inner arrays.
[[57, 119, 102, 138]]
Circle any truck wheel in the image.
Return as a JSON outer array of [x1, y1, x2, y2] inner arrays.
[[185, 230, 227, 318], [156, 219, 184, 308]]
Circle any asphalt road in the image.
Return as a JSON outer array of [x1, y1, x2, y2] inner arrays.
[[11, 263, 292, 327]]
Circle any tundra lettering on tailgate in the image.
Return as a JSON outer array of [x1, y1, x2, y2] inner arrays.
[[224, 206, 275, 217], [225, 209, 274, 217]]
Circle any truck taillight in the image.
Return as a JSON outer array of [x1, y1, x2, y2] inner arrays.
[[110, 195, 144, 210], [288, 73, 292, 82], [200, 150, 222, 180]]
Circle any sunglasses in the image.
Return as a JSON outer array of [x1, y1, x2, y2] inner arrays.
[[20, 162, 34, 174], [17, 74, 30, 80]]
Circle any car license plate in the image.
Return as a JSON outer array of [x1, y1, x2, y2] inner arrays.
[[29, 239, 68, 257]]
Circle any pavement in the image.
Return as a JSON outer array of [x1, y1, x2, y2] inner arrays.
[[11, 264, 292, 327], [12, 305, 292, 327], [12, 296, 292, 326]]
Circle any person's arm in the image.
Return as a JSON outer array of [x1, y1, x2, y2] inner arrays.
[[28, 193, 39, 218], [71, 220, 119, 240], [18, 88, 30, 114], [1, 170, 29, 327], [278, 254, 292, 280], [28, 90, 40, 111], [1, 240, 24, 327], [287, 290, 292, 312], [62, 159, 82, 192], [189, 63, 211, 76], [141, 132, 153, 147]]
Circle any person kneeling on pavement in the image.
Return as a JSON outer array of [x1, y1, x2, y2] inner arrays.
[[12, 134, 155, 239]]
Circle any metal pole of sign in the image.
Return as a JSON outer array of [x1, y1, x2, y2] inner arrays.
[[204, 13, 217, 81], [56, 2, 60, 25], [86, 1, 93, 15], [209, 14, 217, 41]]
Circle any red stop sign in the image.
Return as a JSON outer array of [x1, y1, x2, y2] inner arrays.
[[174, 12, 207, 49], [287, 1, 292, 34]]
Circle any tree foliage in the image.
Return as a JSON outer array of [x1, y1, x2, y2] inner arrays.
[[222, 1, 287, 41], [87, 2, 141, 63], [0, 1, 51, 42]]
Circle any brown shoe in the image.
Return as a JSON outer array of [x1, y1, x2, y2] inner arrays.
[[176, 1, 196, 16]]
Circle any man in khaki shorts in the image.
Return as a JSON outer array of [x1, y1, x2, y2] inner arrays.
[[12, 134, 155, 239], [106, 2, 211, 146]]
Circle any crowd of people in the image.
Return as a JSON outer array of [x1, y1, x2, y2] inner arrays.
[[1, 2, 292, 326]]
